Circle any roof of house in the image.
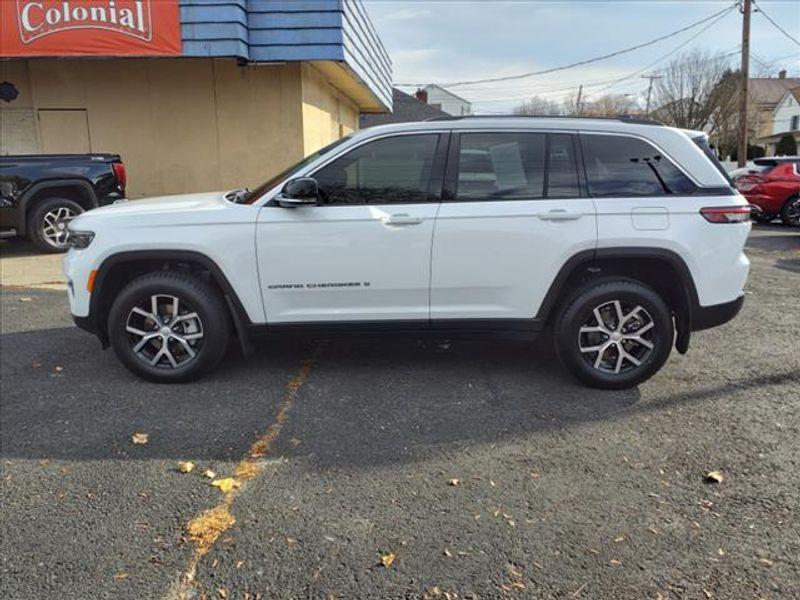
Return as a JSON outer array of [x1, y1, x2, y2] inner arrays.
[[750, 77, 800, 107], [360, 87, 449, 128]]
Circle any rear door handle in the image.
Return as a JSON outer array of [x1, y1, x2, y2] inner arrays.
[[537, 209, 582, 221], [382, 214, 424, 226]]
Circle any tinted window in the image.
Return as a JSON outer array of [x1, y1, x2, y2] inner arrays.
[[582, 134, 696, 196], [547, 134, 581, 197], [314, 134, 439, 205], [457, 133, 546, 200]]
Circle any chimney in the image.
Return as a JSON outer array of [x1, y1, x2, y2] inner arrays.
[[778, 69, 787, 79], [415, 88, 428, 103]]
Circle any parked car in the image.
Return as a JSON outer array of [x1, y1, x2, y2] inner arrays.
[[63, 116, 750, 389], [731, 157, 800, 226], [0, 154, 126, 252]]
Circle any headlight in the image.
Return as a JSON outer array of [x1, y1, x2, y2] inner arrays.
[[67, 230, 95, 250]]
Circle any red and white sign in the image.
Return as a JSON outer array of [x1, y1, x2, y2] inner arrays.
[[1, 1, 182, 56]]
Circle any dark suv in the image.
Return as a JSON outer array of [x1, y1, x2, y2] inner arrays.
[[0, 153, 126, 252]]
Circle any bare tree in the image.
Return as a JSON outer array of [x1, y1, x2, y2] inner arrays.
[[651, 49, 732, 131], [581, 93, 640, 117], [514, 95, 562, 116]]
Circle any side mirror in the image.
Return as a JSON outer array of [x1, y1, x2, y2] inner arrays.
[[277, 177, 319, 207]]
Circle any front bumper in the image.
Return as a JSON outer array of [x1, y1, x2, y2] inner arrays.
[[691, 294, 745, 331]]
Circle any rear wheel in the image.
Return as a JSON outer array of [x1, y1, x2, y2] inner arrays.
[[780, 195, 800, 226], [555, 280, 674, 390], [29, 197, 84, 253], [108, 271, 230, 383]]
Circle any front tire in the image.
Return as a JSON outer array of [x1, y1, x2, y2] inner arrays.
[[780, 195, 800, 227], [555, 279, 674, 390], [108, 271, 230, 383], [28, 197, 84, 253]]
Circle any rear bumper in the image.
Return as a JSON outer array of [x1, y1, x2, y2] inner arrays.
[[691, 294, 744, 331]]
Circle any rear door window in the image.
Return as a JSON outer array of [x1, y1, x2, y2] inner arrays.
[[581, 134, 696, 197]]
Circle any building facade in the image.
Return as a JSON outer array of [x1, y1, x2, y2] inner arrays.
[[758, 87, 800, 155], [422, 84, 472, 117], [0, 0, 391, 198]]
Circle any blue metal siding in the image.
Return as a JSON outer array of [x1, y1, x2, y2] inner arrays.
[[179, 0, 391, 109]]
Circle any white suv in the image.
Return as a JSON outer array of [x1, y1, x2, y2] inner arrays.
[[64, 116, 750, 389]]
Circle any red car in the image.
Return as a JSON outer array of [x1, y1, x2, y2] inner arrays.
[[733, 157, 800, 226]]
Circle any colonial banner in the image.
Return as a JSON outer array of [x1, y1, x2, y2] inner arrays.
[[1, 0, 182, 56]]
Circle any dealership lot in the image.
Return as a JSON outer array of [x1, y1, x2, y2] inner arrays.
[[1, 226, 798, 599]]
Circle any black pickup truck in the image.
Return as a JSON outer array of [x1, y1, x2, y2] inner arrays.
[[0, 154, 126, 252]]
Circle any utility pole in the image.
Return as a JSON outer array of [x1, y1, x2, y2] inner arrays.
[[641, 74, 662, 116], [738, 0, 752, 167], [575, 84, 583, 115]]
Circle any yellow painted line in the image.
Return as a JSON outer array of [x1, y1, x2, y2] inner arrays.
[[165, 352, 318, 600]]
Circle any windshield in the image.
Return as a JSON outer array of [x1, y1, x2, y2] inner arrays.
[[241, 135, 354, 204]]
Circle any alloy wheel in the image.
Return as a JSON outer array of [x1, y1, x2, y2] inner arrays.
[[125, 294, 204, 369], [578, 300, 655, 374], [785, 198, 800, 226], [41, 206, 78, 248]]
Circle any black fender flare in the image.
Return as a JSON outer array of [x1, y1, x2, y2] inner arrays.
[[88, 250, 254, 355], [535, 247, 700, 353], [19, 179, 98, 234]]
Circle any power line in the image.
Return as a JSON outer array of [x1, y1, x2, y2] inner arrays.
[[394, 3, 739, 88], [754, 0, 800, 47], [582, 4, 738, 101]]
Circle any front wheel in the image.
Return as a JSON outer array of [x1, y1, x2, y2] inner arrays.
[[780, 196, 800, 227], [108, 271, 230, 383], [555, 280, 674, 390]]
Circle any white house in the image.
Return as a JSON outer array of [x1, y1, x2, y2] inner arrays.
[[757, 87, 800, 155], [422, 84, 472, 116]]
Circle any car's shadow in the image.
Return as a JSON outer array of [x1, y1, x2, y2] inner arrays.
[[0, 239, 49, 258], [2, 326, 792, 471]]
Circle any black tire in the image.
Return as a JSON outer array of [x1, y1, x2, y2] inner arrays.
[[108, 271, 230, 383], [780, 195, 800, 227], [751, 211, 775, 224], [555, 279, 674, 390], [28, 197, 85, 253]]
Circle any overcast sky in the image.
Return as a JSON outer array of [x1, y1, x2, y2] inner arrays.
[[365, 1, 800, 113]]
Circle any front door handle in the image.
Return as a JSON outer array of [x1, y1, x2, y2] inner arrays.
[[382, 214, 424, 226], [537, 209, 582, 221]]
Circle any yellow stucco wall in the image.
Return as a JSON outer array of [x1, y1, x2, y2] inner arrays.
[[0, 58, 360, 198]]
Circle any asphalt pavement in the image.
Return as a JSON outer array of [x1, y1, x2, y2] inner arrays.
[[1, 225, 798, 599]]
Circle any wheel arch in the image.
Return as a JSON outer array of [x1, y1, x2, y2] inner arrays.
[[536, 247, 700, 353], [20, 179, 98, 234], [89, 250, 251, 350]]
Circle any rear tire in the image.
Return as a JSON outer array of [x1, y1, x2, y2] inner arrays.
[[28, 197, 84, 253], [780, 195, 800, 227], [751, 211, 775, 224], [555, 279, 674, 390], [108, 271, 230, 383]]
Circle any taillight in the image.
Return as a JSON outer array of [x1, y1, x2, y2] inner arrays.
[[700, 206, 751, 223], [112, 161, 126, 194]]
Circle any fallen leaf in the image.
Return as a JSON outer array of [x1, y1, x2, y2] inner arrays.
[[113, 572, 128, 580], [610, 559, 622, 566], [705, 471, 724, 484], [202, 469, 216, 479], [19, 297, 33, 303], [759, 557, 774, 567], [236, 560, 245, 569], [448, 478, 460, 486], [443, 548, 452, 557], [218, 588, 228, 599], [381, 552, 396, 568], [211, 478, 241, 493], [178, 461, 195, 474], [54, 365, 64, 373], [131, 432, 148, 445], [614, 536, 625, 543], [286, 537, 298, 546]]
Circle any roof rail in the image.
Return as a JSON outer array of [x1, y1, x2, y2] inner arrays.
[[424, 114, 663, 126]]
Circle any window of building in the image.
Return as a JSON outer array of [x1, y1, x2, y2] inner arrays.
[[790, 115, 799, 131], [314, 134, 440, 205], [456, 132, 546, 200], [581, 134, 696, 197]]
